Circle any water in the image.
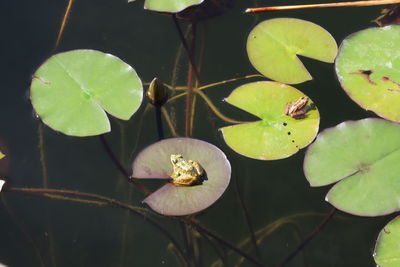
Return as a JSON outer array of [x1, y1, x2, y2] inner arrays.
[[1, 0, 394, 266]]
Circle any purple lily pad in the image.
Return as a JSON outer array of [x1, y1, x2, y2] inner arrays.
[[131, 138, 231, 216]]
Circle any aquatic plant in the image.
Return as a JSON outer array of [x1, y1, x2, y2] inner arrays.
[[374, 216, 400, 267], [30, 50, 143, 136], [304, 118, 400, 216], [3, 1, 400, 266], [132, 137, 231, 216], [247, 18, 337, 84], [221, 81, 320, 160], [336, 25, 400, 122]]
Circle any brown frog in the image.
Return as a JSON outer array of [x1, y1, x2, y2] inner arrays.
[[284, 96, 309, 119], [169, 154, 204, 186]]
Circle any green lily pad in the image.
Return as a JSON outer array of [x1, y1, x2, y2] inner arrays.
[[30, 50, 143, 136], [374, 216, 400, 267], [247, 18, 337, 84], [220, 81, 320, 160], [128, 0, 203, 13], [335, 25, 400, 122], [304, 118, 400, 216]]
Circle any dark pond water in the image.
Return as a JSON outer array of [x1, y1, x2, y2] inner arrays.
[[1, 0, 395, 266]]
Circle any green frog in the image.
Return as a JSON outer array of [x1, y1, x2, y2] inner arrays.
[[169, 154, 204, 186]]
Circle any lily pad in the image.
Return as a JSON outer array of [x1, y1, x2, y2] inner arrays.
[[247, 18, 337, 84], [30, 50, 143, 137], [220, 81, 320, 160], [304, 118, 400, 216], [335, 25, 400, 122], [128, 0, 203, 13], [374, 216, 400, 267], [131, 138, 231, 216]]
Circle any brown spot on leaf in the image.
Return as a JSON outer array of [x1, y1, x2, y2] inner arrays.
[[383, 228, 391, 234], [382, 75, 400, 87], [32, 75, 51, 85], [350, 70, 376, 85]]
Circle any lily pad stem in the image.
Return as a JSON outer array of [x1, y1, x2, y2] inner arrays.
[[1, 195, 45, 267], [37, 122, 57, 266], [155, 106, 164, 140], [172, 15, 201, 82], [233, 173, 262, 261], [4, 186, 257, 267], [4, 187, 189, 265], [183, 218, 265, 267], [277, 207, 336, 267], [161, 107, 179, 137], [194, 89, 247, 124], [99, 135, 150, 195], [55, 0, 74, 49]]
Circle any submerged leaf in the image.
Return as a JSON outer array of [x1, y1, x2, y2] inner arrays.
[[335, 25, 400, 122], [30, 50, 143, 136], [247, 18, 337, 84], [132, 138, 231, 216], [374, 216, 400, 267], [304, 118, 400, 216], [221, 81, 319, 160]]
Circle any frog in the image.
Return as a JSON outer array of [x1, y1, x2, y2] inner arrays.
[[169, 154, 204, 186], [284, 96, 310, 119]]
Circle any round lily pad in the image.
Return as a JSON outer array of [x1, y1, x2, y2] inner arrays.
[[304, 118, 400, 216], [131, 138, 231, 216], [220, 81, 320, 160], [247, 18, 337, 84], [30, 49, 143, 137], [335, 25, 400, 122], [374, 216, 400, 267], [128, 0, 203, 13]]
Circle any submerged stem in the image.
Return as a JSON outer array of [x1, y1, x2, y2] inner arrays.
[[233, 173, 262, 262], [184, 219, 265, 267], [194, 89, 247, 124], [0, 196, 46, 267], [5, 187, 189, 265], [99, 135, 150, 195], [155, 106, 164, 140], [55, 0, 74, 49], [37, 122, 57, 267], [172, 15, 201, 82], [161, 107, 179, 137], [277, 208, 336, 267]]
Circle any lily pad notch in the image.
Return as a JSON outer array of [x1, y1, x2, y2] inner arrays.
[[30, 49, 143, 137], [247, 18, 338, 84], [221, 81, 320, 160], [304, 118, 400, 217], [132, 138, 231, 216]]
